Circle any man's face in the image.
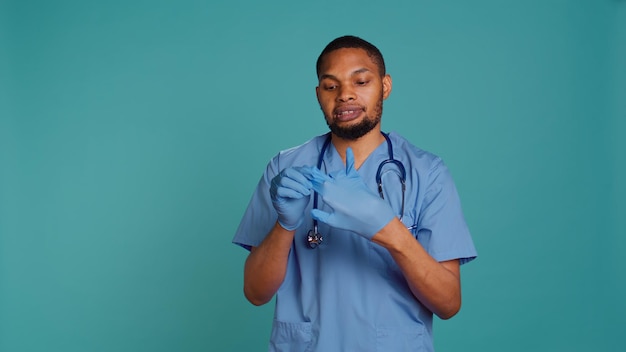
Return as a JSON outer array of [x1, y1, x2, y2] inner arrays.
[[316, 48, 392, 140]]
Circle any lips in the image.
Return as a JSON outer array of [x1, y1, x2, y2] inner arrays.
[[333, 105, 364, 122]]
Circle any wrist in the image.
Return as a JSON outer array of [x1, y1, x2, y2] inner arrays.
[[371, 217, 411, 251], [267, 222, 297, 247], [277, 219, 299, 232]]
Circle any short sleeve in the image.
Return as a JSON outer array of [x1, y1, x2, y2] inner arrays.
[[417, 158, 477, 265], [232, 158, 280, 251]]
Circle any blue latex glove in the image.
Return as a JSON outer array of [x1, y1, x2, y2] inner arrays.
[[270, 166, 329, 231], [311, 148, 396, 239]]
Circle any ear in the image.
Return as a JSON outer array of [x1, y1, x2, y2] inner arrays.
[[382, 74, 392, 100], [315, 85, 321, 102]]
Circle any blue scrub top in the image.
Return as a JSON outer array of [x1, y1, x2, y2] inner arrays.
[[233, 132, 477, 352]]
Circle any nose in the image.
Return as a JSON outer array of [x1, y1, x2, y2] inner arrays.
[[337, 85, 356, 102]]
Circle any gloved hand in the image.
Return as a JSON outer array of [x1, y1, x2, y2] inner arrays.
[[311, 148, 396, 240], [270, 166, 328, 231]]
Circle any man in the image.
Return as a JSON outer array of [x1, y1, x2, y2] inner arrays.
[[233, 35, 477, 352]]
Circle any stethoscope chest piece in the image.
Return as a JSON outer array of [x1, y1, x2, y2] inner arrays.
[[306, 229, 323, 249]]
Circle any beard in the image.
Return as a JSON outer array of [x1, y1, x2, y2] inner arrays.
[[324, 95, 383, 141]]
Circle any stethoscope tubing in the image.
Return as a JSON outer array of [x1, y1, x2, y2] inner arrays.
[[308, 132, 406, 249]]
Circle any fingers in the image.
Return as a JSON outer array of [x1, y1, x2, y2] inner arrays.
[[311, 209, 331, 224], [283, 167, 313, 188], [296, 166, 330, 185], [310, 179, 324, 195], [278, 170, 312, 197], [273, 184, 308, 199], [272, 166, 329, 200]]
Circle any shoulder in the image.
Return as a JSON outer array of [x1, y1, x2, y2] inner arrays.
[[269, 134, 329, 171], [387, 132, 455, 192], [387, 131, 443, 170]]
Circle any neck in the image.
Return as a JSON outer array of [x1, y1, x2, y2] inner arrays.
[[331, 128, 386, 169]]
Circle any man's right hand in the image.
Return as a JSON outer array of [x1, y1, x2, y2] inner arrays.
[[270, 166, 328, 231]]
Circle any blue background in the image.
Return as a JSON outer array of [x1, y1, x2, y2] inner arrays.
[[1, 0, 625, 351]]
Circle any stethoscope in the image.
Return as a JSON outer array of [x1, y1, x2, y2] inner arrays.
[[307, 132, 407, 249]]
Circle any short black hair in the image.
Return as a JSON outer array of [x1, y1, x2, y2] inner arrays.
[[316, 35, 386, 78]]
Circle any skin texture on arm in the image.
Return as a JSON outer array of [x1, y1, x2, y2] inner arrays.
[[243, 222, 294, 306], [372, 218, 461, 319]]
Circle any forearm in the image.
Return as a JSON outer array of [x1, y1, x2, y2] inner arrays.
[[372, 218, 461, 319], [243, 222, 294, 306]]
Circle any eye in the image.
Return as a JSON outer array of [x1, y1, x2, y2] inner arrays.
[[324, 84, 337, 91], [356, 80, 369, 86]]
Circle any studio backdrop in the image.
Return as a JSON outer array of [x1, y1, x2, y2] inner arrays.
[[1, 0, 624, 351]]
